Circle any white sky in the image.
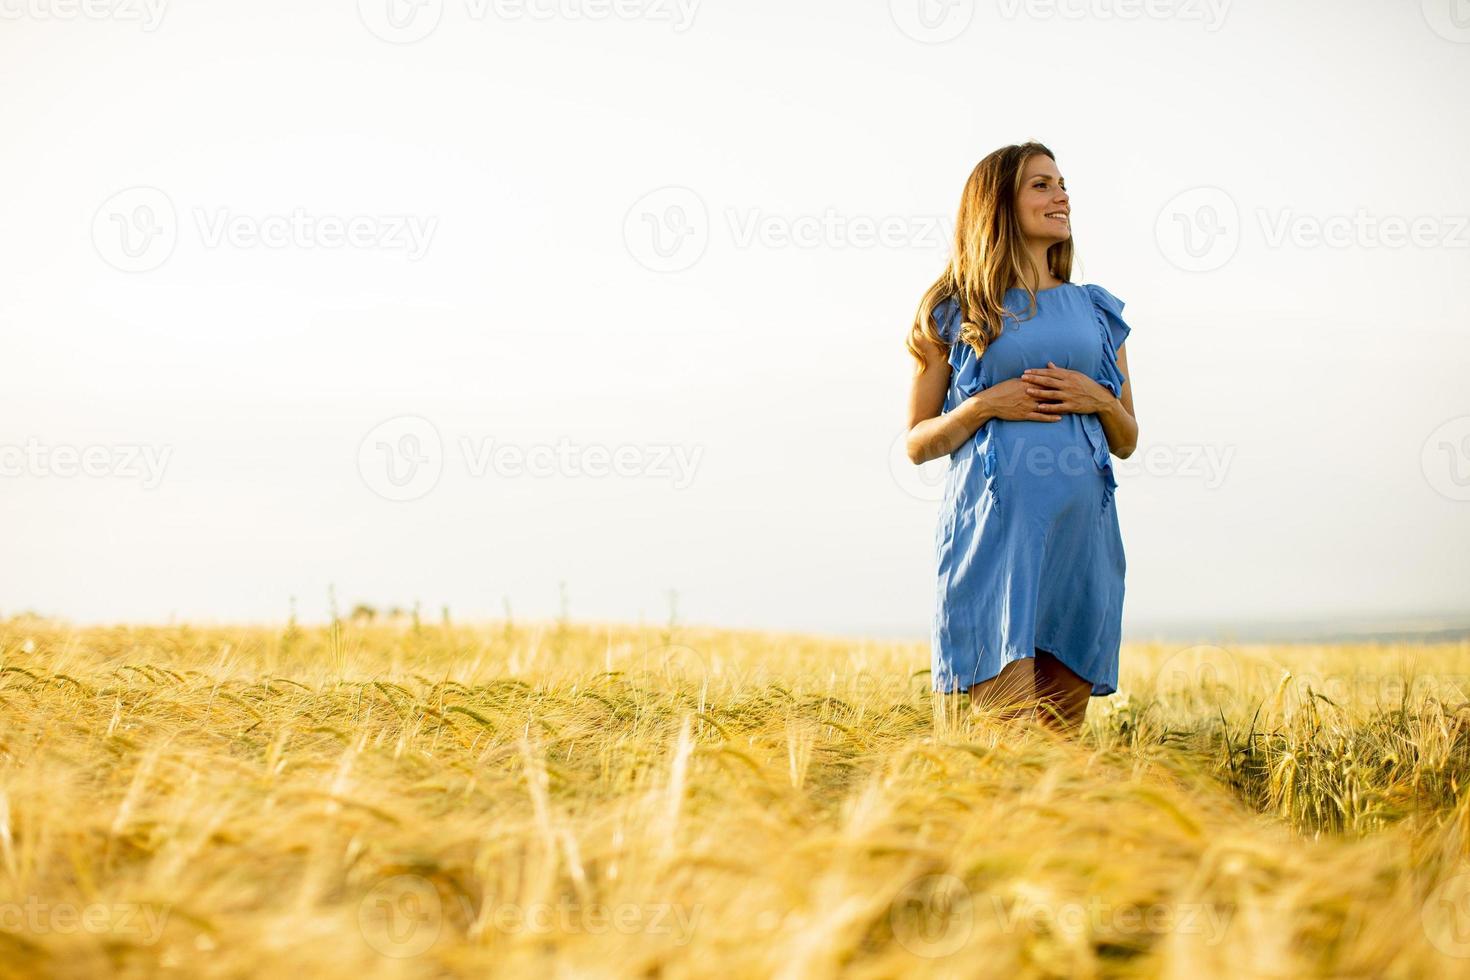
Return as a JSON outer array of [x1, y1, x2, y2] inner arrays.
[[2, 0, 1468, 637]]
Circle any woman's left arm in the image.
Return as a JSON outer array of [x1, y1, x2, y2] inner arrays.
[[1021, 346, 1138, 458], [1095, 345, 1137, 458]]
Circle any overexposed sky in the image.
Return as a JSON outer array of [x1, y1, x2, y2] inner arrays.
[[2, 1, 1468, 636]]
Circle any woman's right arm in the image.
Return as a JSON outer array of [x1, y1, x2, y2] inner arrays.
[[905, 333, 993, 465], [905, 334, 1060, 466]]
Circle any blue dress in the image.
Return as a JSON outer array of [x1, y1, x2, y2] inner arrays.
[[930, 283, 1131, 697]]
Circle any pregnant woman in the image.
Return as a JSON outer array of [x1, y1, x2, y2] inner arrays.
[[904, 142, 1138, 737]]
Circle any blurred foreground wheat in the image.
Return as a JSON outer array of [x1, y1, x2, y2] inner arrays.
[[3, 619, 1470, 978]]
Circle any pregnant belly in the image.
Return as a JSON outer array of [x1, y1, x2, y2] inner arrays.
[[983, 416, 1100, 484], [969, 415, 1117, 520]]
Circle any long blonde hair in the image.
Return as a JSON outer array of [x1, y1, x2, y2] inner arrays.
[[905, 142, 1075, 373]]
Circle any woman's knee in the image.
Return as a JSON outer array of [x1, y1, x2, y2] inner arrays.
[[1036, 650, 1089, 690], [1035, 651, 1091, 725], [969, 656, 1038, 711]]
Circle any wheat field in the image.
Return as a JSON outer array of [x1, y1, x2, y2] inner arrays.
[[2, 618, 1470, 978]]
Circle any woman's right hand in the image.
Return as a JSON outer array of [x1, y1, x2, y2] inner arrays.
[[975, 378, 1063, 422]]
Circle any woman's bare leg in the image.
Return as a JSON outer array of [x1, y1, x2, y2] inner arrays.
[[967, 656, 1040, 723], [1033, 650, 1092, 736]]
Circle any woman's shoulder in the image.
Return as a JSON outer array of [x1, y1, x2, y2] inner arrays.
[[1078, 282, 1124, 314], [932, 294, 961, 319], [1078, 282, 1132, 351], [930, 295, 962, 343]]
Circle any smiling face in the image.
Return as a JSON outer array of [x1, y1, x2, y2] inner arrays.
[[1015, 154, 1070, 244]]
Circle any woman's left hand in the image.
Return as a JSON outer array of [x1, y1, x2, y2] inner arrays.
[[1021, 362, 1113, 416]]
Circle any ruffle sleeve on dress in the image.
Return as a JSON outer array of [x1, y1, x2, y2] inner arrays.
[[932, 296, 1000, 482], [1082, 283, 1131, 397], [932, 297, 984, 399], [1081, 284, 1134, 511]]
